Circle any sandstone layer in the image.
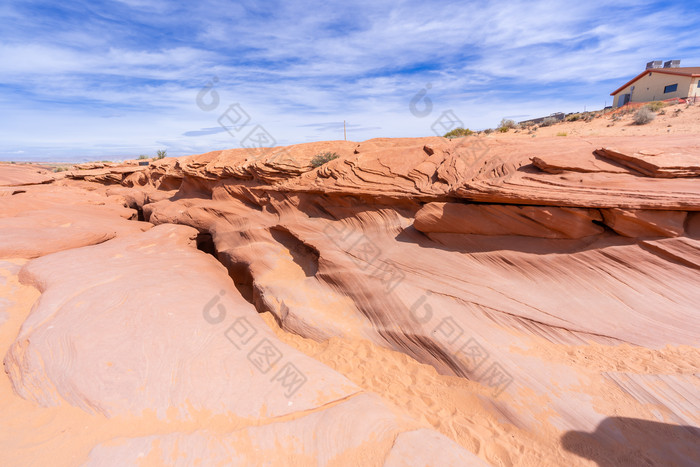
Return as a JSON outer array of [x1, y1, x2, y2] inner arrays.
[[1, 126, 699, 466]]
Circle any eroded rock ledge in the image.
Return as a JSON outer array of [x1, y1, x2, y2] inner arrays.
[[1, 134, 699, 466]]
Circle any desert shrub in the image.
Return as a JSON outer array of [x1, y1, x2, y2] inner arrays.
[[634, 107, 656, 125], [499, 118, 517, 129], [444, 127, 473, 138], [556, 132, 568, 136], [310, 151, 339, 168], [53, 166, 69, 172], [496, 118, 518, 132], [154, 149, 167, 160], [540, 117, 557, 127], [483, 128, 493, 134], [138, 155, 149, 160], [566, 113, 581, 122], [645, 101, 665, 112]]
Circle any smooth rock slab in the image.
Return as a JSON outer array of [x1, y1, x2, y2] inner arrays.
[[4, 224, 360, 419], [601, 208, 687, 237], [0, 164, 55, 186], [84, 394, 479, 466], [596, 147, 700, 178], [384, 429, 489, 467], [0, 187, 150, 258], [531, 153, 630, 175], [414, 202, 604, 238]]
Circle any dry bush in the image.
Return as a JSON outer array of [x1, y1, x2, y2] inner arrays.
[[645, 101, 666, 112], [311, 151, 339, 168], [498, 118, 517, 131], [634, 107, 656, 125], [444, 127, 474, 138]]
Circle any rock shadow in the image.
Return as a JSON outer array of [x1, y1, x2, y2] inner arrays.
[[395, 225, 630, 256], [562, 417, 700, 467]]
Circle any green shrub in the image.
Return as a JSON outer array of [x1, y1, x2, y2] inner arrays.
[[497, 118, 517, 132], [502, 118, 517, 128], [634, 107, 656, 125], [566, 113, 581, 122], [138, 155, 149, 160], [645, 101, 665, 112], [154, 149, 167, 160], [444, 127, 474, 138], [310, 151, 339, 168]]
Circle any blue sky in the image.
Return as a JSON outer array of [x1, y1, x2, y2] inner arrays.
[[1, 0, 699, 162]]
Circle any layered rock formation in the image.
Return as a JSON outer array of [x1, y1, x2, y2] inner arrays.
[[0, 163, 55, 186], [1, 130, 699, 466]]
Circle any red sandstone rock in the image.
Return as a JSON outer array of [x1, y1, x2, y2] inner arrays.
[[6, 224, 358, 417], [67, 166, 145, 185], [596, 146, 700, 178], [4, 224, 473, 464], [1, 130, 699, 466], [601, 208, 687, 237], [414, 202, 604, 238], [0, 164, 55, 186], [0, 185, 151, 258], [531, 152, 630, 174], [84, 395, 484, 466]]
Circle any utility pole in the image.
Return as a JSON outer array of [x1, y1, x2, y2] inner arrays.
[[344, 120, 346, 141]]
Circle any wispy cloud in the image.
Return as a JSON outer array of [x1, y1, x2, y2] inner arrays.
[[183, 127, 230, 137], [1, 0, 699, 161]]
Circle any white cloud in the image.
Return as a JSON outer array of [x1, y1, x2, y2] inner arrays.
[[1, 0, 699, 160]]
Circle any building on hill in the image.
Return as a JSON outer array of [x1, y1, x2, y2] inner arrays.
[[611, 60, 700, 107]]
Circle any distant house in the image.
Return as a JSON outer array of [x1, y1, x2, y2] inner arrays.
[[611, 60, 700, 107]]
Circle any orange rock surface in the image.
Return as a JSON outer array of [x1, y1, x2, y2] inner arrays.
[[1, 108, 699, 466]]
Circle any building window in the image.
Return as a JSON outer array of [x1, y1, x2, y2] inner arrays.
[[664, 84, 678, 93]]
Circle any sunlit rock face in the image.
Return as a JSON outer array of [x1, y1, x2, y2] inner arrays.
[[1, 132, 698, 466]]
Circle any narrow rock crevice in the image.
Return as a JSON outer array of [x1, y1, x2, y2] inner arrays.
[[191, 233, 257, 305], [195, 232, 217, 257], [269, 226, 319, 277]]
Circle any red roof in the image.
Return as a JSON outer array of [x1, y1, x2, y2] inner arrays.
[[610, 67, 700, 96]]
